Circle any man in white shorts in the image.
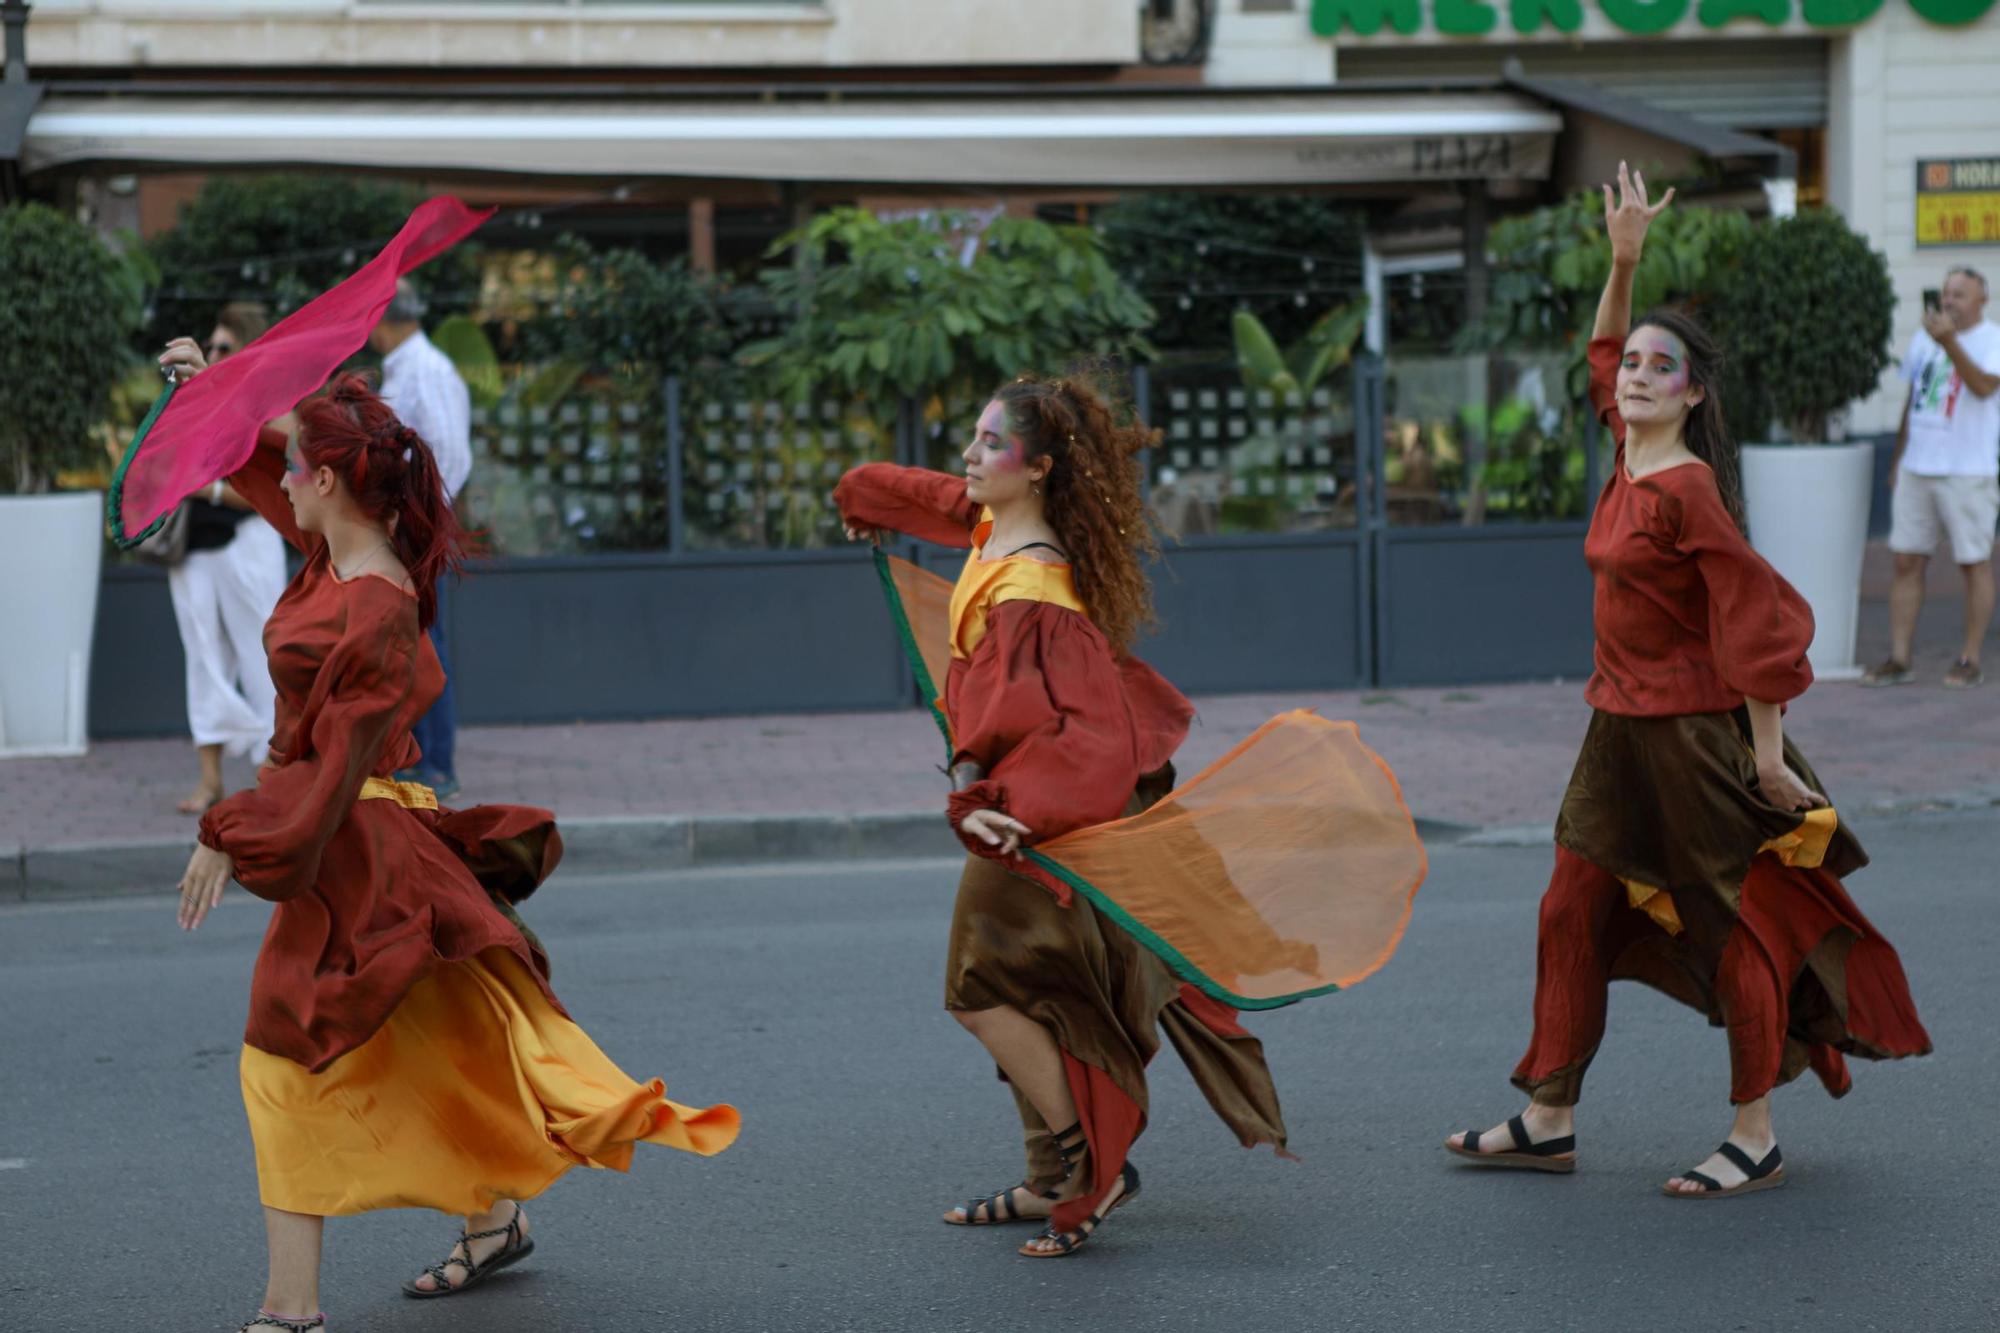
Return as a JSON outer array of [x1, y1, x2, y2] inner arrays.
[[1863, 266, 2000, 689]]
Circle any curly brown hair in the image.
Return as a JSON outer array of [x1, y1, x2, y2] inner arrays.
[[994, 373, 1160, 654]]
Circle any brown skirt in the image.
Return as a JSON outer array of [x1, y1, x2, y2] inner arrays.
[[943, 850, 1289, 1200], [1521, 708, 1930, 1102]]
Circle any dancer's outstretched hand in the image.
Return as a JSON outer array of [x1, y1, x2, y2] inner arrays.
[[1602, 160, 1674, 265], [842, 522, 883, 544], [960, 808, 1031, 857], [176, 842, 233, 931]]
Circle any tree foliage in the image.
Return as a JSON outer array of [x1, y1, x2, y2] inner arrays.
[[144, 174, 483, 344], [1709, 210, 1895, 442], [737, 208, 1155, 404], [1461, 189, 1753, 358], [512, 234, 723, 384], [1097, 192, 1366, 352], [0, 205, 149, 493], [1233, 298, 1369, 398]]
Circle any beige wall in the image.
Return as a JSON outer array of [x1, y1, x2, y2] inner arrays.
[[26, 1, 1137, 69], [1828, 6, 2000, 433]]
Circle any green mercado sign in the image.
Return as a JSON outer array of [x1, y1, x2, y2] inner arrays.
[[1311, 0, 1994, 37]]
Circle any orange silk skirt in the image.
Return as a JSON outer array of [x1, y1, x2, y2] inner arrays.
[[241, 947, 739, 1216]]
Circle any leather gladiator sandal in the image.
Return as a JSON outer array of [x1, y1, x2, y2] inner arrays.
[[401, 1201, 535, 1298], [1662, 1141, 1785, 1200], [1446, 1114, 1578, 1173], [944, 1120, 1084, 1226], [1020, 1160, 1142, 1259], [239, 1311, 324, 1332]]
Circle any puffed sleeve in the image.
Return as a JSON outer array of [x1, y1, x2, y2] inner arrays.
[[1665, 475, 1815, 704], [945, 602, 1141, 865], [197, 586, 419, 901], [227, 424, 313, 553], [1587, 336, 1626, 447], [833, 462, 979, 548]]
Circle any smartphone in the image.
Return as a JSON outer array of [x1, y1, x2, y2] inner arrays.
[[1924, 288, 1942, 315]]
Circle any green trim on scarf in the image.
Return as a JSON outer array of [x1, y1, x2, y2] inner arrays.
[[105, 380, 179, 550], [872, 546, 953, 763], [1021, 848, 1334, 1012]]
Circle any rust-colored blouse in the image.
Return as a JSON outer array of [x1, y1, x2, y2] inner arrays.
[[1580, 337, 1815, 717], [834, 463, 1193, 882], [199, 427, 561, 1072]]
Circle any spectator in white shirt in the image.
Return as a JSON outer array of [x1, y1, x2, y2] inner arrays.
[[1864, 266, 2000, 690], [370, 278, 471, 794]]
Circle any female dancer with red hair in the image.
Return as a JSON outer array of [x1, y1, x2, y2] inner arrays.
[[161, 343, 738, 1333], [1444, 167, 1929, 1198]]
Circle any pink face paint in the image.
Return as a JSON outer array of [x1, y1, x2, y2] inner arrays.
[[974, 401, 1029, 473], [1621, 329, 1693, 408]]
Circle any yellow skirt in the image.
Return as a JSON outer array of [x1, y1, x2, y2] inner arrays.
[[241, 948, 740, 1216]]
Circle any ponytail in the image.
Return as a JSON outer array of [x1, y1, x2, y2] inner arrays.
[[295, 373, 468, 628]]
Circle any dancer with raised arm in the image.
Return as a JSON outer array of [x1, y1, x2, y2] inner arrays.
[[1445, 166, 1930, 1199]]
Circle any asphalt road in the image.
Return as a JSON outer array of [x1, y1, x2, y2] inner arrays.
[[2, 813, 1993, 1333]]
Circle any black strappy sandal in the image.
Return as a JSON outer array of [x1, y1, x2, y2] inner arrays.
[[239, 1311, 324, 1332], [944, 1120, 1083, 1226], [401, 1202, 535, 1298], [1446, 1114, 1577, 1173], [1662, 1141, 1785, 1200], [1019, 1161, 1142, 1259]]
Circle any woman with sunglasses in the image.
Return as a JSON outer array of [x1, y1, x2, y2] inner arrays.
[[166, 303, 289, 813], [158, 342, 739, 1333]]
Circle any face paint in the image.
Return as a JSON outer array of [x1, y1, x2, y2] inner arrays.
[[973, 401, 1029, 473], [1624, 329, 1691, 400], [283, 447, 310, 479]]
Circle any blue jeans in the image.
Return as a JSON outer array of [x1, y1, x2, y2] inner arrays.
[[409, 575, 457, 782]]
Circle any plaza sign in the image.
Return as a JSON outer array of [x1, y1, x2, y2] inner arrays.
[[1312, 0, 1993, 36]]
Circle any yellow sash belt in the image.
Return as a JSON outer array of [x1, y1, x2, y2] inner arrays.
[[357, 775, 439, 810]]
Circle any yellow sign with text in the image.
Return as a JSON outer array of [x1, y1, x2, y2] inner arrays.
[[1916, 192, 2000, 247]]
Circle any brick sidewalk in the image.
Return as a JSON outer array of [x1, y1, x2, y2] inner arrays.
[[5, 544, 1996, 858]]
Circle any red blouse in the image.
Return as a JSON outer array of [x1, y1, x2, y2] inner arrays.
[[834, 464, 1194, 878], [1581, 337, 1815, 717], [199, 428, 561, 1071]]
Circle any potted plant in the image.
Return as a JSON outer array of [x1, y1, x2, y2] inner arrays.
[[0, 202, 147, 755], [1713, 209, 1894, 679]]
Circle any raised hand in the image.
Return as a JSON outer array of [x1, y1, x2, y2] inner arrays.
[[1602, 160, 1675, 266]]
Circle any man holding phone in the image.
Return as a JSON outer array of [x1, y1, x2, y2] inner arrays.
[[1863, 267, 2000, 688]]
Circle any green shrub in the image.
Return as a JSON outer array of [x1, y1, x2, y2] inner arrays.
[[1708, 210, 1895, 443], [0, 204, 147, 493]]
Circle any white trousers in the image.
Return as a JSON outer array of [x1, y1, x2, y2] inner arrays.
[[166, 516, 286, 757]]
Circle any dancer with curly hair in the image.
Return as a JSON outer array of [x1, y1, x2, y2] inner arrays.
[[159, 344, 739, 1333], [834, 375, 1299, 1258]]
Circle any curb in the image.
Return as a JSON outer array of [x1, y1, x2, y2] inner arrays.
[[7, 810, 1486, 904]]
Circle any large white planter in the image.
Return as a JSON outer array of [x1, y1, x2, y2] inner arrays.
[[0, 491, 104, 757], [1739, 442, 1874, 682]]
